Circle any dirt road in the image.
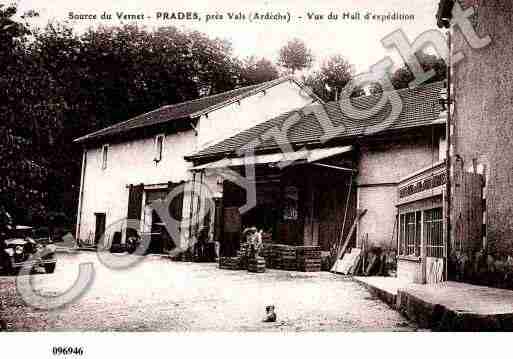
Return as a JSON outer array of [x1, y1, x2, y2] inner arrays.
[[0, 252, 415, 331]]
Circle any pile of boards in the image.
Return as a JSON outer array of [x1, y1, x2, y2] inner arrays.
[[263, 244, 322, 272], [218, 256, 242, 270], [219, 255, 267, 273], [296, 246, 322, 272], [275, 244, 298, 271], [332, 247, 393, 277], [331, 248, 362, 275], [219, 244, 323, 273], [219, 242, 267, 273]]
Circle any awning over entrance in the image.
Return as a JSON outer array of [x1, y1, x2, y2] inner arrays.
[[191, 145, 353, 171]]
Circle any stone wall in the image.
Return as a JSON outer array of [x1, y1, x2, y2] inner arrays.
[[450, 1, 513, 285]]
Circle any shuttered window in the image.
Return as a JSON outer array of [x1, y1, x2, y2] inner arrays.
[[154, 135, 164, 162], [101, 144, 109, 170]]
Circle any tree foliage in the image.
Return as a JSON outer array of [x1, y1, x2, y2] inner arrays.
[[390, 51, 447, 90], [278, 38, 314, 74], [304, 55, 355, 101], [0, 4, 50, 223], [0, 8, 262, 226], [240, 56, 279, 86]]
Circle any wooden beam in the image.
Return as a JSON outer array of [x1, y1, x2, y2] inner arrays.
[[312, 163, 357, 172]]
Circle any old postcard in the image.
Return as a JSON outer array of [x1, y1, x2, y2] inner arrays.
[[1, 0, 512, 357]]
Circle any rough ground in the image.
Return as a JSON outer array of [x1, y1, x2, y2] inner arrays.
[[0, 252, 415, 331]]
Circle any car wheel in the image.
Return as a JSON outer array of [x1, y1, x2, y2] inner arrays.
[[44, 263, 56, 274]]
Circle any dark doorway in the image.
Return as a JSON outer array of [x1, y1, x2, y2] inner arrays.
[[144, 186, 182, 254], [94, 212, 106, 245]]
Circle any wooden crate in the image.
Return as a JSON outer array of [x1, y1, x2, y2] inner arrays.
[[248, 257, 266, 273], [219, 257, 242, 270]]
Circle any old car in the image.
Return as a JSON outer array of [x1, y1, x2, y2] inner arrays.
[[0, 225, 57, 274]]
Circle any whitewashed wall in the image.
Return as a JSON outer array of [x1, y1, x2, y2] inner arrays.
[[78, 130, 196, 241], [196, 80, 315, 151]]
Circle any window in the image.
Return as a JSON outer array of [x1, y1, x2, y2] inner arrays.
[[439, 136, 447, 161], [398, 207, 444, 259], [424, 207, 444, 258], [154, 135, 164, 162], [101, 145, 109, 170], [399, 211, 421, 257]]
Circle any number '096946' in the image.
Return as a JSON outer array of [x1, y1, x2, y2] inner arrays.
[[52, 347, 84, 356]]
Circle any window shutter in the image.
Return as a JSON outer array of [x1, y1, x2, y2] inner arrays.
[[154, 135, 164, 162], [127, 184, 144, 220]]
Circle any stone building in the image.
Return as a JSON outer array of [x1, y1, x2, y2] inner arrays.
[[437, 0, 513, 285]]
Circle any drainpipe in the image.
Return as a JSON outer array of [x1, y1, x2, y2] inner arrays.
[[188, 171, 196, 249], [76, 148, 87, 245], [445, 30, 453, 281]]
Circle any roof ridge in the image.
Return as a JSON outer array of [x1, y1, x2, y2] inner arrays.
[[74, 76, 295, 143], [188, 80, 446, 159], [156, 76, 290, 110], [349, 80, 446, 103]]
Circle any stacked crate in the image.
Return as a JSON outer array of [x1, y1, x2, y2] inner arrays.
[[261, 232, 273, 244], [262, 244, 274, 268], [237, 243, 249, 270], [296, 246, 322, 272], [248, 256, 266, 273], [264, 244, 280, 269], [219, 257, 242, 270], [238, 242, 249, 256], [276, 245, 297, 271], [267, 244, 281, 269]]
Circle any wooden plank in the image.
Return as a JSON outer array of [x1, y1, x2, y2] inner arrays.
[[426, 257, 444, 284], [451, 172, 483, 254], [336, 209, 367, 260], [348, 249, 362, 275], [364, 253, 378, 276], [333, 248, 361, 275], [362, 233, 367, 274], [330, 209, 367, 273]]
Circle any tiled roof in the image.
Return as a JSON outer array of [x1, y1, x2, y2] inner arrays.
[[188, 81, 446, 160], [74, 76, 318, 143]]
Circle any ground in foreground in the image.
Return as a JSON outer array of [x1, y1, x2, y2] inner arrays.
[[0, 252, 415, 331]]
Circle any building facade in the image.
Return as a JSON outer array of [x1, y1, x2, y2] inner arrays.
[[187, 82, 447, 278], [74, 77, 320, 251]]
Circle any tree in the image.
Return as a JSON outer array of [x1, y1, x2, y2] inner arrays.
[[240, 56, 279, 86], [304, 55, 357, 101], [390, 51, 447, 90], [0, 15, 247, 224], [0, 5, 49, 224], [278, 38, 314, 74]]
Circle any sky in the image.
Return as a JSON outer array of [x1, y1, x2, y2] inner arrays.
[[15, 0, 442, 74]]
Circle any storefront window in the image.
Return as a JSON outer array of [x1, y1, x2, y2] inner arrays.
[[399, 207, 444, 259], [399, 211, 421, 257], [424, 207, 444, 258]]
